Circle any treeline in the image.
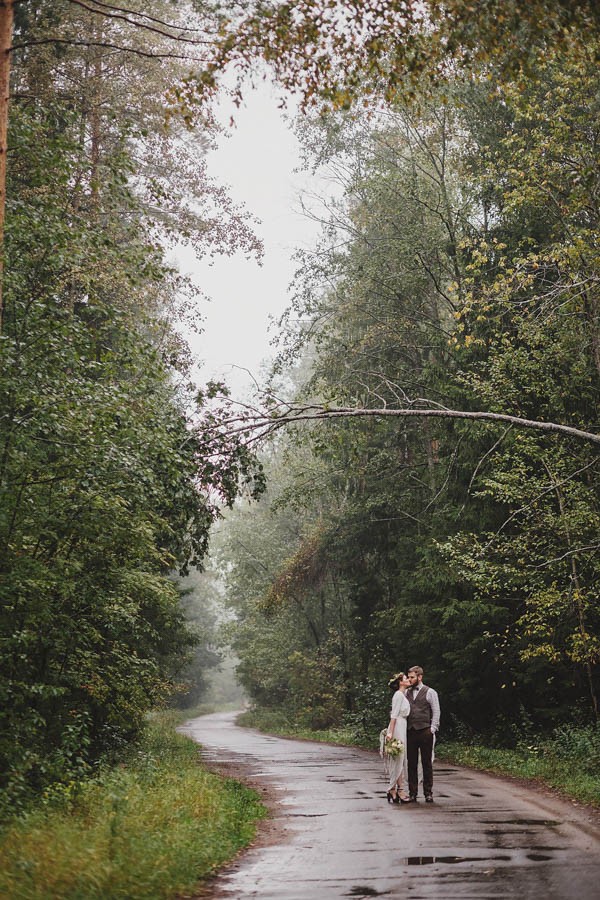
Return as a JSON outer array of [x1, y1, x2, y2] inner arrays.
[[217, 44, 600, 744], [2, 0, 599, 814], [0, 1, 261, 810]]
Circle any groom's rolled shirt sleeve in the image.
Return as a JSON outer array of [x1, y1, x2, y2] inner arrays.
[[426, 688, 441, 732]]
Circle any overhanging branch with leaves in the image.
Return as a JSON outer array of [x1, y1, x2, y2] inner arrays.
[[202, 393, 600, 449]]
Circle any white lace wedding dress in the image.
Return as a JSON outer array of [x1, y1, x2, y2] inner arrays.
[[381, 689, 410, 792]]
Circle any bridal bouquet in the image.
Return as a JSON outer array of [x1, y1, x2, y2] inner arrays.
[[384, 737, 404, 758]]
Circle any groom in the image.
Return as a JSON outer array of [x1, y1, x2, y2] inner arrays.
[[406, 666, 440, 803]]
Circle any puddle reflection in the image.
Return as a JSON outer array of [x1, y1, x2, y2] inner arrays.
[[404, 854, 511, 865]]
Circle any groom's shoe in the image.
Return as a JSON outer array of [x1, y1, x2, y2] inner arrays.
[[425, 795, 434, 803], [406, 795, 418, 803]]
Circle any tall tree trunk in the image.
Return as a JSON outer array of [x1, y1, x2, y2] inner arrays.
[[543, 459, 599, 721], [0, 0, 14, 335], [89, 38, 102, 207]]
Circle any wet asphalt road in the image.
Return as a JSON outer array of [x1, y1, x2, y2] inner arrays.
[[179, 712, 600, 899]]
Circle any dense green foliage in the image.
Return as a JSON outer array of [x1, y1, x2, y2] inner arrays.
[[0, 1, 262, 809], [441, 724, 600, 807], [0, 713, 266, 899], [217, 45, 600, 745]]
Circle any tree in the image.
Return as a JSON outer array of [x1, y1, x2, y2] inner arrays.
[[0, 1, 264, 806], [0, 0, 14, 330], [0, 0, 243, 331], [197, 1, 600, 111], [437, 51, 600, 719]]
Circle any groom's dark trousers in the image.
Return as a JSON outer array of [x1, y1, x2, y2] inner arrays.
[[407, 726, 434, 798]]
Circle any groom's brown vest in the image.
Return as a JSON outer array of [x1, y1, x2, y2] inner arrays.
[[407, 684, 432, 730]]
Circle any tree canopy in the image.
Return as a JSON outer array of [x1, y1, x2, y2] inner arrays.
[[197, 1, 600, 111]]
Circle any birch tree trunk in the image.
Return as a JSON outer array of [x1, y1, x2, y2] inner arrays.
[[0, 0, 14, 334]]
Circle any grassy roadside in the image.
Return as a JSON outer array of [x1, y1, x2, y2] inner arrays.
[[238, 708, 600, 809], [439, 741, 600, 807], [0, 712, 267, 900], [236, 708, 366, 747]]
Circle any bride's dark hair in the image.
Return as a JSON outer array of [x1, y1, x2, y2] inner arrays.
[[388, 672, 405, 691]]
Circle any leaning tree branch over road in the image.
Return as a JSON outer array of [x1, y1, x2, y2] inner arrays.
[[197, 392, 600, 477], [233, 404, 600, 446]]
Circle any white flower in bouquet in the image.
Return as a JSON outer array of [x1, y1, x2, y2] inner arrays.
[[384, 737, 404, 758]]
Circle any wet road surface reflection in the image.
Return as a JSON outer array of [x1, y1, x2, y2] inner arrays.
[[180, 712, 600, 899]]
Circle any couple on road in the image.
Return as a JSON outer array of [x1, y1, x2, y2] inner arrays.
[[383, 666, 440, 804]]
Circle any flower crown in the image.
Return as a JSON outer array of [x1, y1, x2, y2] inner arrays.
[[388, 672, 404, 688]]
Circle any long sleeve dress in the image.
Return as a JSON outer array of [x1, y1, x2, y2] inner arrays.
[[385, 689, 410, 790]]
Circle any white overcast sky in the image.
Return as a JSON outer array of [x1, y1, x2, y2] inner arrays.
[[174, 84, 325, 398]]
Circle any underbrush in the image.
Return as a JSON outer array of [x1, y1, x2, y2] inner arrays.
[[441, 723, 600, 808], [0, 712, 266, 899], [237, 707, 366, 747]]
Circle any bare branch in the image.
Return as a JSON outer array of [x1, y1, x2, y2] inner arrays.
[[220, 403, 600, 447], [533, 544, 600, 567], [69, 0, 207, 34], [480, 457, 599, 553], [65, 0, 211, 45], [10, 38, 206, 61]]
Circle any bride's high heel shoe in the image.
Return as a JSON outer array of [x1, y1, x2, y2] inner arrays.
[[387, 790, 400, 804]]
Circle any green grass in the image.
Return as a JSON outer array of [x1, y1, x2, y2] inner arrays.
[[439, 740, 600, 808], [0, 712, 267, 899]]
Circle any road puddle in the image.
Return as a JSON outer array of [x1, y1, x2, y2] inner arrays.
[[287, 813, 326, 817], [404, 855, 511, 865], [401, 852, 554, 866], [345, 887, 390, 897], [483, 818, 559, 826]]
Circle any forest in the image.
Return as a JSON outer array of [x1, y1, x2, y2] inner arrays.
[[0, 0, 599, 851], [215, 59, 600, 741], [210, 11, 600, 751], [0, 0, 266, 813]]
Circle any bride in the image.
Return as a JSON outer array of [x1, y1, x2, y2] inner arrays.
[[382, 672, 410, 803]]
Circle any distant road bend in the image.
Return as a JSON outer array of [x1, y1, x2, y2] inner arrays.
[[180, 711, 600, 899]]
